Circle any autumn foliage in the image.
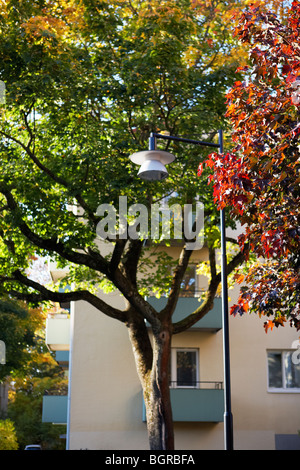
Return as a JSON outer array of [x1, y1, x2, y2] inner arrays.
[[199, 1, 300, 331], [0, 0, 259, 450]]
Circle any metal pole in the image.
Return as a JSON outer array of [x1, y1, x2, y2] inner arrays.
[[219, 129, 234, 450], [149, 132, 156, 151], [147, 130, 234, 450], [152, 132, 220, 148]]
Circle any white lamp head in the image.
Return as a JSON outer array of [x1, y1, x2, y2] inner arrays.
[[138, 159, 168, 180], [129, 150, 175, 181]]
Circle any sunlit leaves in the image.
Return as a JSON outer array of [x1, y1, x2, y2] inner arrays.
[[201, 1, 300, 331], [0, 420, 18, 450], [231, 258, 299, 332], [0, 0, 250, 304], [0, 299, 45, 381]]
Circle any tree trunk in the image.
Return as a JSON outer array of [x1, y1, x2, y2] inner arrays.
[[127, 314, 174, 450], [144, 326, 174, 450]]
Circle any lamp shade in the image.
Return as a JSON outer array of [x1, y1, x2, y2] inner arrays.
[[129, 150, 175, 181], [138, 159, 168, 180]]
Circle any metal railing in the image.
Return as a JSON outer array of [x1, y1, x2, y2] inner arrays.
[[43, 384, 69, 396], [153, 289, 222, 298], [169, 381, 223, 389]]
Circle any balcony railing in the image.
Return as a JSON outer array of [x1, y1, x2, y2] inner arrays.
[[142, 381, 224, 423], [169, 381, 223, 389], [42, 395, 68, 424], [45, 314, 70, 351]]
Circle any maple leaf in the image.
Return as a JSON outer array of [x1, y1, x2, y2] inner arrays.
[[264, 320, 275, 333]]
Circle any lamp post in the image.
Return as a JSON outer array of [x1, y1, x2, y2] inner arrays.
[[129, 130, 234, 451]]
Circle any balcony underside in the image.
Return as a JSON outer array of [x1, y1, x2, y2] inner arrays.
[[146, 296, 222, 331]]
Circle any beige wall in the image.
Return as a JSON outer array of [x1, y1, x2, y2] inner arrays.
[[67, 280, 300, 450], [228, 287, 300, 450], [68, 294, 148, 450]]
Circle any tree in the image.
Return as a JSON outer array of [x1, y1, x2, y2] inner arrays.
[[199, 1, 300, 333], [0, 419, 18, 450], [0, 0, 249, 449], [0, 296, 67, 449], [8, 358, 68, 450], [0, 299, 43, 382]]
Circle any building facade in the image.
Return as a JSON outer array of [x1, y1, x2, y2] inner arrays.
[[43, 244, 300, 450]]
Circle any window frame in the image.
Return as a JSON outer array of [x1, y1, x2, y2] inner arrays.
[[170, 348, 199, 389], [267, 350, 300, 393]]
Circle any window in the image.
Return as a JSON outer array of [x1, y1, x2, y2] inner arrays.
[[180, 266, 197, 297], [170, 348, 199, 388], [267, 351, 300, 392]]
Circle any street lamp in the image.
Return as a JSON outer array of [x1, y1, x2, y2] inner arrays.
[[129, 148, 175, 181], [129, 130, 234, 451]]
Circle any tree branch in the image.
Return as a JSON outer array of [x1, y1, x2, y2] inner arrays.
[[109, 239, 128, 274], [9, 270, 128, 323], [159, 244, 193, 322], [121, 238, 144, 286], [0, 184, 161, 327], [172, 247, 245, 334], [0, 124, 99, 225], [0, 184, 109, 274]]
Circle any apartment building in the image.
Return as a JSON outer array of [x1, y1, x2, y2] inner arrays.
[[42, 241, 300, 451]]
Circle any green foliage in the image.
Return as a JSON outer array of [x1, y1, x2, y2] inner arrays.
[[8, 389, 66, 450], [8, 355, 68, 450], [0, 0, 244, 301], [0, 300, 41, 382], [0, 0, 253, 450], [0, 419, 18, 450]]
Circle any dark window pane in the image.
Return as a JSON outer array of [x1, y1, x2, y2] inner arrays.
[[177, 350, 197, 386]]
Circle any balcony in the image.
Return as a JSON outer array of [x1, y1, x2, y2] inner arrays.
[[143, 382, 224, 423], [45, 314, 70, 351], [42, 395, 68, 424], [55, 351, 69, 370], [146, 296, 222, 331]]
